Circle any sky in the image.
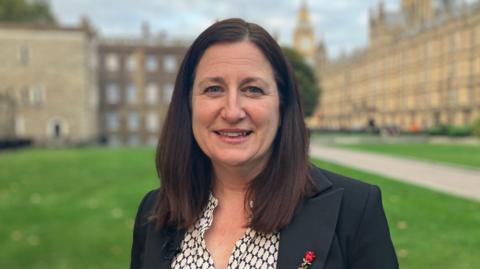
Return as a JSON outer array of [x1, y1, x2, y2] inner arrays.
[[47, 0, 469, 59]]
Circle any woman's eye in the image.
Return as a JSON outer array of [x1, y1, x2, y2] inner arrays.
[[204, 86, 222, 94], [244, 86, 264, 96]]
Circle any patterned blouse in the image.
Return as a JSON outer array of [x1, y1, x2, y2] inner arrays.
[[171, 194, 280, 269]]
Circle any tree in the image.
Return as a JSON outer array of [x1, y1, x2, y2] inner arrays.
[[0, 0, 56, 23], [473, 117, 480, 137], [282, 47, 320, 117]]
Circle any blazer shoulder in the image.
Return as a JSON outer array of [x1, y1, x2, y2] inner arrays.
[[311, 165, 376, 201], [310, 164, 383, 235], [310, 165, 398, 268], [130, 188, 159, 269], [136, 189, 159, 221]]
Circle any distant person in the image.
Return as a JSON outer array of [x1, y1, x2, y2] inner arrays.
[[130, 18, 398, 269], [367, 118, 377, 134]]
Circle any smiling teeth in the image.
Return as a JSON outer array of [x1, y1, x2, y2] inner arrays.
[[219, 132, 247, 137]]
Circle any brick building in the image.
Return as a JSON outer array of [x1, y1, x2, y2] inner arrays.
[[97, 35, 187, 146]]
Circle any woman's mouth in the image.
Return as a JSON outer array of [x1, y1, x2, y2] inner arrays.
[[214, 130, 253, 137], [213, 129, 253, 143]]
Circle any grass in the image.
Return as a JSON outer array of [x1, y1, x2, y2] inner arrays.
[[0, 148, 158, 269], [0, 148, 479, 269], [337, 143, 480, 169]]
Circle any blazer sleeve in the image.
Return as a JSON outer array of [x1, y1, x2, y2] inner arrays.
[[349, 185, 399, 269], [130, 190, 157, 269]]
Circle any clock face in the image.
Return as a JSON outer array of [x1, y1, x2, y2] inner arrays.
[[302, 38, 311, 51]]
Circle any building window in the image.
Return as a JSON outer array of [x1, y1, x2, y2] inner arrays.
[[15, 115, 25, 136], [449, 33, 455, 52], [433, 111, 441, 125], [20, 85, 46, 105], [29, 85, 45, 105], [463, 109, 471, 125], [126, 54, 137, 71], [105, 53, 119, 71], [164, 82, 174, 103], [105, 111, 119, 131], [146, 112, 158, 132], [106, 83, 120, 104], [146, 55, 158, 72], [108, 134, 121, 147], [147, 135, 158, 146], [128, 134, 140, 146], [20, 87, 30, 105], [448, 87, 457, 105], [163, 55, 177, 73], [127, 111, 139, 131], [454, 32, 462, 51], [127, 83, 137, 104], [145, 83, 158, 104], [19, 45, 30, 65]]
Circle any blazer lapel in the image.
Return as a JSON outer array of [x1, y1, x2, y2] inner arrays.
[[277, 169, 344, 269], [143, 225, 186, 269]]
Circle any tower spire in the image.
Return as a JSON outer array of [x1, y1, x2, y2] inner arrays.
[[293, 0, 316, 66]]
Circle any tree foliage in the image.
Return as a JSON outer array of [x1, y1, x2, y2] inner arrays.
[[0, 0, 56, 23], [473, 117, 480, 137], [282, 47, 320, 117]]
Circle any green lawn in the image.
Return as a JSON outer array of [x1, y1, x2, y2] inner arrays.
[[0, 148, 479, 269], [337, 143, 480, 169], [0, 148, 158, 269]]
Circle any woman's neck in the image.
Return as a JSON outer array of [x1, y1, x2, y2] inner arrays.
[[211, 161, 262, 204], [211, 166, 253, 225]]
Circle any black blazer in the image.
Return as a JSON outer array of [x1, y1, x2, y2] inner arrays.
[[130, 166, 399, 269]]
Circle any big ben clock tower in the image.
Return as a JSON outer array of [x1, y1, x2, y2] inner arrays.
[[293, 0, 316, 66]]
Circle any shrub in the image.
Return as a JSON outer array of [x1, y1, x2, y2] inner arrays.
[[428, 124, 449, 136], [428, 123, 474, 137], [447, 125, 472, 137], [473, 117, 480, 137]]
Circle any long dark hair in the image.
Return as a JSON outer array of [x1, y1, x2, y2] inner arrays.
[[152, 18, 317, 233]]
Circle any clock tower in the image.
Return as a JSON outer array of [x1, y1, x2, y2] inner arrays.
[[293, 0, 316, 66]]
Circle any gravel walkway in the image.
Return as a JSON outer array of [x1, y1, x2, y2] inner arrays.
[[310, 144, 480, 202]]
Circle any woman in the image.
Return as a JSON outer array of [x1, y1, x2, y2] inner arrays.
[[131, 18, 398, 269]]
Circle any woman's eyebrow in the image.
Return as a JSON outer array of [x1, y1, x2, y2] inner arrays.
[[239, 77, 269, 88], [197, 76, 270, 88], [197, 77, 226, 87]]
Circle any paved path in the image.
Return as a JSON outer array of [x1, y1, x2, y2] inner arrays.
[[309, 144, 480, 202]]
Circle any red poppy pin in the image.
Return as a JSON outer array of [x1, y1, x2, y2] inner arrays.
[[298, 251, 316, 269]]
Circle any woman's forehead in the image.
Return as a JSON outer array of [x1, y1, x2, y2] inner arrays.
[[194, 41, 274, 81]]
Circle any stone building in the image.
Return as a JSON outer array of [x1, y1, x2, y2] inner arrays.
[[0, 21, 99, 145], [0, 93, 16, 139], [313, 0, 480, 132], [97, 29, 187, 146]]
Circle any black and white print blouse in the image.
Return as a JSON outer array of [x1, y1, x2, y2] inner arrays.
[[171, 194, 280, 269]]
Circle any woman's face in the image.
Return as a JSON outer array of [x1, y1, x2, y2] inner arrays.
[[191, 41, 280, 172]]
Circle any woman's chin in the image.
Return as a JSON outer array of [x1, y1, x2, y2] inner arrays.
[[213, 157, 250, 168], [210, 153, 270, 174]]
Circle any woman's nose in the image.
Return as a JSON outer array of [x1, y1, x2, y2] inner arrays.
[[221, 92, 246, 123]]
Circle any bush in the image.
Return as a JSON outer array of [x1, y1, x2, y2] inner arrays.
[[428, 123, 474, 137], [473, 117, 480, 137], [447, 125, 472, 137], [428, 124, 449, 136], [0, 138, 32, 150]]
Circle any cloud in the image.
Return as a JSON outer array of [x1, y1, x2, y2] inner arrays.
[[50, 0, 398, 58]]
